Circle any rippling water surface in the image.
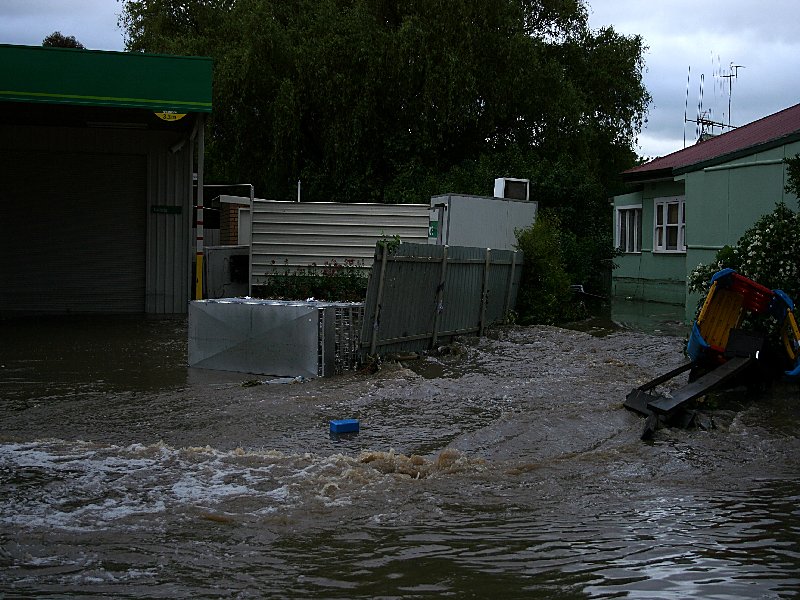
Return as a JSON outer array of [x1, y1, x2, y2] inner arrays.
[[1, 316, 799, 598]]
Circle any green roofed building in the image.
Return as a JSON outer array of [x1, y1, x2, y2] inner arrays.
[[0, 44, 212, 314]]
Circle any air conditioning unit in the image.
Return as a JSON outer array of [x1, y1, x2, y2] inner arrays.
[[494, 177, 530, 201]]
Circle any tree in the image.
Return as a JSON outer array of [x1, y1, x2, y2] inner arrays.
[[515, 209, 585, 324], [42, 31, 85, 49], [120, 0, 650, 305], [785, 154, 800, 206]]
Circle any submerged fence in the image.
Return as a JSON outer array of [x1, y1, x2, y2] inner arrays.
[[360, 242, 523, 357]]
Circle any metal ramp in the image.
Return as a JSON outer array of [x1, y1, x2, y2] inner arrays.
[[624, 329, 763, 439]]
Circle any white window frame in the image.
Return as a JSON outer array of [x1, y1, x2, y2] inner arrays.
[[616, 204, 642, 253], [653, 196, 686, 253]]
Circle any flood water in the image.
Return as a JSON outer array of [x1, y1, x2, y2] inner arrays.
[[1, 315, 799, 598]]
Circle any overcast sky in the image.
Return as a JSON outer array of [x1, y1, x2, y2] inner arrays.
[[1, 0, 798, 160]]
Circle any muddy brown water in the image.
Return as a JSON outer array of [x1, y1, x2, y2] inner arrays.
[[1, 316, 799, 598]]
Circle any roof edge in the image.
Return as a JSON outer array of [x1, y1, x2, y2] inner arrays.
[[673, 131, 800, 176], [0, 43, 212, 64], [0, 43, 212, 114]]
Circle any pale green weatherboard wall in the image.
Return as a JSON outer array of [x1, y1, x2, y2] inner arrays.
[[612, 139, 800, 322], [613, 180, 687, 306]]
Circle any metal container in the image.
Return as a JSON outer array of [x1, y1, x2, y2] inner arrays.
[[189, 298, 363, 378], [429, 194, 538, 251]]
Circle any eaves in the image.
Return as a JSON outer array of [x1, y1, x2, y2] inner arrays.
[[672, 131, 800, 177]]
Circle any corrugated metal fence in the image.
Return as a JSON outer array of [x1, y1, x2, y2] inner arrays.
[[360, 242, 523, 357], [250, 200, 430, 287]]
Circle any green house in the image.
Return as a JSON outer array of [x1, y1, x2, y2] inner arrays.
[[612, 103, 800, 322]]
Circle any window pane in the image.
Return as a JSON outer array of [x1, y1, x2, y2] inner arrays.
[[656, 205, 664, 225], [628, 214, 635, 252], [620, 213, 628, 250], [667, 225, 678, 249], [668, 203, 679, 224], [635, 209, 642, 251]]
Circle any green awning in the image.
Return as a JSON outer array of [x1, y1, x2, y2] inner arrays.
[[0, 44, 212, 113]]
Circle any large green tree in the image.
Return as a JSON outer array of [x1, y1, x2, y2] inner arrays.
[[121, 0, 649, 299], [121, 0, 647, 199]]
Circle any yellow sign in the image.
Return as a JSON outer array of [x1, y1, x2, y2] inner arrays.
[[155, 111, 187, 122]]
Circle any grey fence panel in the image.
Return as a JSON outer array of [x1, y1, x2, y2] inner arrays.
[[360, 242, 523, 357]]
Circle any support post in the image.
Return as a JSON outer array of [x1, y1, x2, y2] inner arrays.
[[431, 245, 449, 348], [479, 248, 491, 337], [248, 183, 254, 296], [504, 251, 518, 324], [369, 243, 389, 356], [195, 114, 205, 300]]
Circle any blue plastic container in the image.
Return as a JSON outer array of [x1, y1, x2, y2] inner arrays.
[[329, 419, 359, 434]]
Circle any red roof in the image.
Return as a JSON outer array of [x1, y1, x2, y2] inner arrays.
[[625, 102, 800, 180]]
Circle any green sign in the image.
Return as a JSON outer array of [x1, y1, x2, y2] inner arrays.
[[151, 205, 182, 215], [429, 220, 439, 238]]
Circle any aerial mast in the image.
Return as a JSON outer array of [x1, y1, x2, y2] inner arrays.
[[684, 59, 743, 145]]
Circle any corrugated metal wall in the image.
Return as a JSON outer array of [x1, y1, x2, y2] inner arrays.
[[250, 200, 430, 284], [146, 140, 192, 313], [0, 149, 146, 313], [0, 124, 193, 314], [360, 242, 523, 356]]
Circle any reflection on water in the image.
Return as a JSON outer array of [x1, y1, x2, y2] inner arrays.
[[1, 316, 798, 598], [564, 298, 689, 338], [1, 316, 189, 404]]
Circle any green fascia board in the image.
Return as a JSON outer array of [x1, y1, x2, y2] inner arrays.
[[0, 44, 212, 113]]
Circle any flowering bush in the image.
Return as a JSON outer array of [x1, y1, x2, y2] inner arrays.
[[689, 202, 800, 303]]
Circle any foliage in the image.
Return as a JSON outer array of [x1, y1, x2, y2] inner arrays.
[[515, 209, 586, 324], [119, 0, 648, 201], [378, 234, 402, 254], [785, 154, 800, 204], [252, 259, 369, 302], [42, 31, 85, 49], [688, 203, 800, 302], [120, 0, 649, 310]]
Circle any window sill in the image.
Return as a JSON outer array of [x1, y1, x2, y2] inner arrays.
[[652, 250, 686, 255]]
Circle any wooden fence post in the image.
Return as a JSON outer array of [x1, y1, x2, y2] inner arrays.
[[479, 248, 492, 337], [369, 243, 389, 355], [431, 245, 449, 348], [504, 250, 518, 324]]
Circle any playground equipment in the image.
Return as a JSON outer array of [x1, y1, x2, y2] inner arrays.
[[625, 269, 800, 439]]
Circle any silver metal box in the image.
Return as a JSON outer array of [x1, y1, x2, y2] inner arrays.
[[188, 298, 363, 378]]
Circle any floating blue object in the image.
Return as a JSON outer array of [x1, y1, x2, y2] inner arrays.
[[330, 419, 359, 434]]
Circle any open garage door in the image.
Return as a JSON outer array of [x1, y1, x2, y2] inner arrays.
[[0, 150, 147, 314]]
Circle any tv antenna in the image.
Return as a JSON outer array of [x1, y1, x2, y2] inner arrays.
[[683, 60, 743, 146], [719, 62, 744, 128]]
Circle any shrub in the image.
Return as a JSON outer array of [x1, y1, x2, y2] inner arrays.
[[252, 258, 369, 302], [515, 210, 586, 324]]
